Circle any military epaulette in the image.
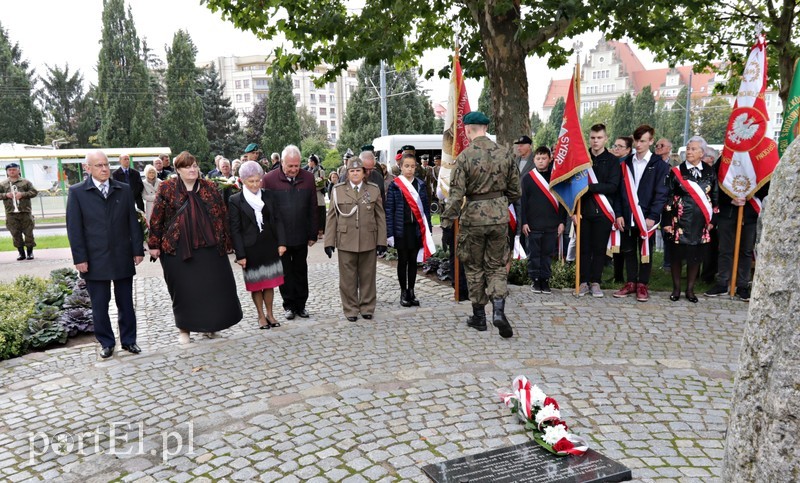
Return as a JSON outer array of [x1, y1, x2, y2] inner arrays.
[[334, 181, 348, 187], [365, 181, 380, 188]]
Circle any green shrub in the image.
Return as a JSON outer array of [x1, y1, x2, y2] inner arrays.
[[0, 276, 48, 360], [507, 259, 576, 289]]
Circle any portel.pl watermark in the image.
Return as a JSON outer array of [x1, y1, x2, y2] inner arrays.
[[28, 421, 194, 464]]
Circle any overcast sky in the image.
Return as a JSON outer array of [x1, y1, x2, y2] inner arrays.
[[3, 0, 662, 117]]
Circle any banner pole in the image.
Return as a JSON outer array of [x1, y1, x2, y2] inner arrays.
[[454, 219, 461, 301], [574, 199, 581, 296], [729, 205, 744, 297]]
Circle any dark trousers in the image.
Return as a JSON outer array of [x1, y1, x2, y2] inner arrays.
[[620, 228, 655, 284], [396, 248, 418, 290], [661, 227, 672, 268], [86, 277, 136, 348], [717, 218, 756, 289], [526, 230, 558, 280], [279, 244, 309, 312], [701, 226, 719, 283], [579, 216, 611, 284]]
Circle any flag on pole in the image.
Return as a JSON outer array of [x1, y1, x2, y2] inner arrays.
[[549, 66, 591, 216], [719, 34, 779, 199], [778, 59, 800, 157], [437, 49, 471, 201]]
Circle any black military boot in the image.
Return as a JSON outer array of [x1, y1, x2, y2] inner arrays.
[[26, 247, 34, 260], [466, 304, 487, 331], [491, 298, 513, 338], [17, 247, 26, 261], [400, 290, 412, 307], [408, 288, 420, 306]]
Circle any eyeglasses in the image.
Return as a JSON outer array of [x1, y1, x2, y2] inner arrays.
[[612, 144, 627, 149], [655, 143, 666, 148]]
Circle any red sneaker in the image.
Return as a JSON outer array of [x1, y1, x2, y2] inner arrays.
[[636, 283, 649, 302], [613, 282, 637, 298]]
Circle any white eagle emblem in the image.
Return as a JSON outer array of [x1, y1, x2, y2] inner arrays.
[[727, 113, 759, 144]]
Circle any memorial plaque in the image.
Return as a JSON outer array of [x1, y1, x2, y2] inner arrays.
[[422, 440, 631, 483]]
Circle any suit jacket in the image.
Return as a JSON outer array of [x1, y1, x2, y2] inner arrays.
[[66, 178, 144, 281], [112, 167, 145, 211], [324, 181, 387, 252], [517, 153, 535, 176], [228, 189, 286, 260], [614, 152, 670, 227], [261, 168, 318, 246]]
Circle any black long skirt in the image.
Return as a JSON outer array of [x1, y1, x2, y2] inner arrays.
[[161, 245, 243, 332]]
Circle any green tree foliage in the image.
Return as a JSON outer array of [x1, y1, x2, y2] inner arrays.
[[529, 111, 544, 139], [0, 23, 44, 144], [322, 148, 342, 172], [656, 86, 690, 147], [97, 0, 156, 147], [76, 87, 101, 148], [534, 123, 557, 149], [337, 63, 435, 152], [201, 63, 242, 160], [164, 30, 210, 166], [696, 96, 732, 144], [244, 97, 267, 146], [204, 0, 629, 146], [610, 93, 635, 141], [581, 103, 615, 141], [298, 105, 328, 144], [633, 86, 656, 128], [40, 64, 84, 144], [301, 138, 329, 162], [142, 38, 167, 145], [262, 71, 300, 155], [477, 78, 497, 134]]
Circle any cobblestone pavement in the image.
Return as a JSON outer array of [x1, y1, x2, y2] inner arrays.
[[0, 246, 749, 482]]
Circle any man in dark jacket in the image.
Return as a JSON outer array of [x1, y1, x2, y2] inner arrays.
[[613, 124, 670, 302], [261, 145, 318, 320], [112, 153, 145, 211], [67, 151, 145, 358]]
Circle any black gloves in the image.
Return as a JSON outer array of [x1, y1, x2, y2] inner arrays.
[[325, 246, 335, 258], [376, 245, 387, 256]]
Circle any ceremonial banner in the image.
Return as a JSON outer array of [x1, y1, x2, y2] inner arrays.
[[719, 34, 779, 199], [778, 59, 800, 157], [549, 69, 591, 216], [437, 51, 471, 201]]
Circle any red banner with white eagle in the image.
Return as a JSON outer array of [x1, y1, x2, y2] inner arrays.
[[719, 34, 779, 199]]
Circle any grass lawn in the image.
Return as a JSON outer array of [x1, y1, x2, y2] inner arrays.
[[0, 216, 65, 224], [599, 251, 715, 293], [0, 235, 70, 252]]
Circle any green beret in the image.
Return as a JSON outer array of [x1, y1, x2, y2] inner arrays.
[[360, 144, 375, 153], [463, 111, 490, 125], [244, 143, 259, 153]]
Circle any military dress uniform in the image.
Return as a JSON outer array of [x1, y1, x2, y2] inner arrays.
[[324, 159, 387, 320], [0, 164, 38, 260], [440, 112, 521, 338]]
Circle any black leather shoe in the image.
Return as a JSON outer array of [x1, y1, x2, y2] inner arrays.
[[346, 316, 358, 321], [16, 253, 26, 261], [669, 291, 680, 302], [121, 343, 141, 354], [100, 346, 114, 358], [466, 304, 487, 331], [296, 309, 310, 318], [686, 292, 698, 303], [284, 309, 296, 320], [408, 288, 420, 306], [362, 314, 373, 320], [400, 290, 412, 307]]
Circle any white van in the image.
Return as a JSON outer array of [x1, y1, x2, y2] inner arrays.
[[372, 134, 443, 167]]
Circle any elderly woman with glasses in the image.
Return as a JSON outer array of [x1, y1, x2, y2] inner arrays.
[[611, 136, 633, 161], [229, 161, 287, 329], [148, 151, 243, 344]]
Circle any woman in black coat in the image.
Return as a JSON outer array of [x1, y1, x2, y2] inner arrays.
[[229, 161, 287, 328], [663, 136, 719, 303]]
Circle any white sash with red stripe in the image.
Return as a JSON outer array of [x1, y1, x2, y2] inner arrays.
[[394, 176, 436, 262], [749, 197, 762, 214], [621, 162, 658, 263], [529, 170, 559, 213], [587, 167, 620, 255], [508, 204, 526, 260], [671, 166, 712, 225]]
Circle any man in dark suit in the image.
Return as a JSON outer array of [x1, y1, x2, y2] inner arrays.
[[112, 153, 145, 211], [67, 151, 145, 358], [613, 124, 670, 302]]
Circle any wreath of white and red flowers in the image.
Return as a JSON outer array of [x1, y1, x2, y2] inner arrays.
[[499, 375, 588, 456]]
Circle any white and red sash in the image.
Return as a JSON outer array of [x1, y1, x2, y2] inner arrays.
[[621, 162, 658, 263], [394, 176, 436, 262], [749, 197, 762, 215], [587, 167, 620, 255], [508, 204, 526, 260], [529, 170, 559, 213], [671, 166, 713, 225]]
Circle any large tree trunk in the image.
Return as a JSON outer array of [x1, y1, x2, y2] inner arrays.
[[466, 0, 529, 148], [722, 138, 800, 481], [772, 1, 798, 106]]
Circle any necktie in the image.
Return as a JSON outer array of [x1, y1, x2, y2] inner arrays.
[[100, 183, 108, 198], [124, 169, 129, 183], [354, 185, 359, 194]]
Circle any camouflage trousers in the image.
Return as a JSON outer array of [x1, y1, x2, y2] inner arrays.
[[456, 223, 509, 306], [5, 213, 36, 248]]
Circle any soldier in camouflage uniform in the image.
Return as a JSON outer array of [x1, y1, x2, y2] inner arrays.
[[0, 163, 38, 260], [440, 112, 521, 338]]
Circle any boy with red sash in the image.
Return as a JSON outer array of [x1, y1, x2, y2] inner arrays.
[[613, 124, 670, 302], [520, 146, 566, 294]]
